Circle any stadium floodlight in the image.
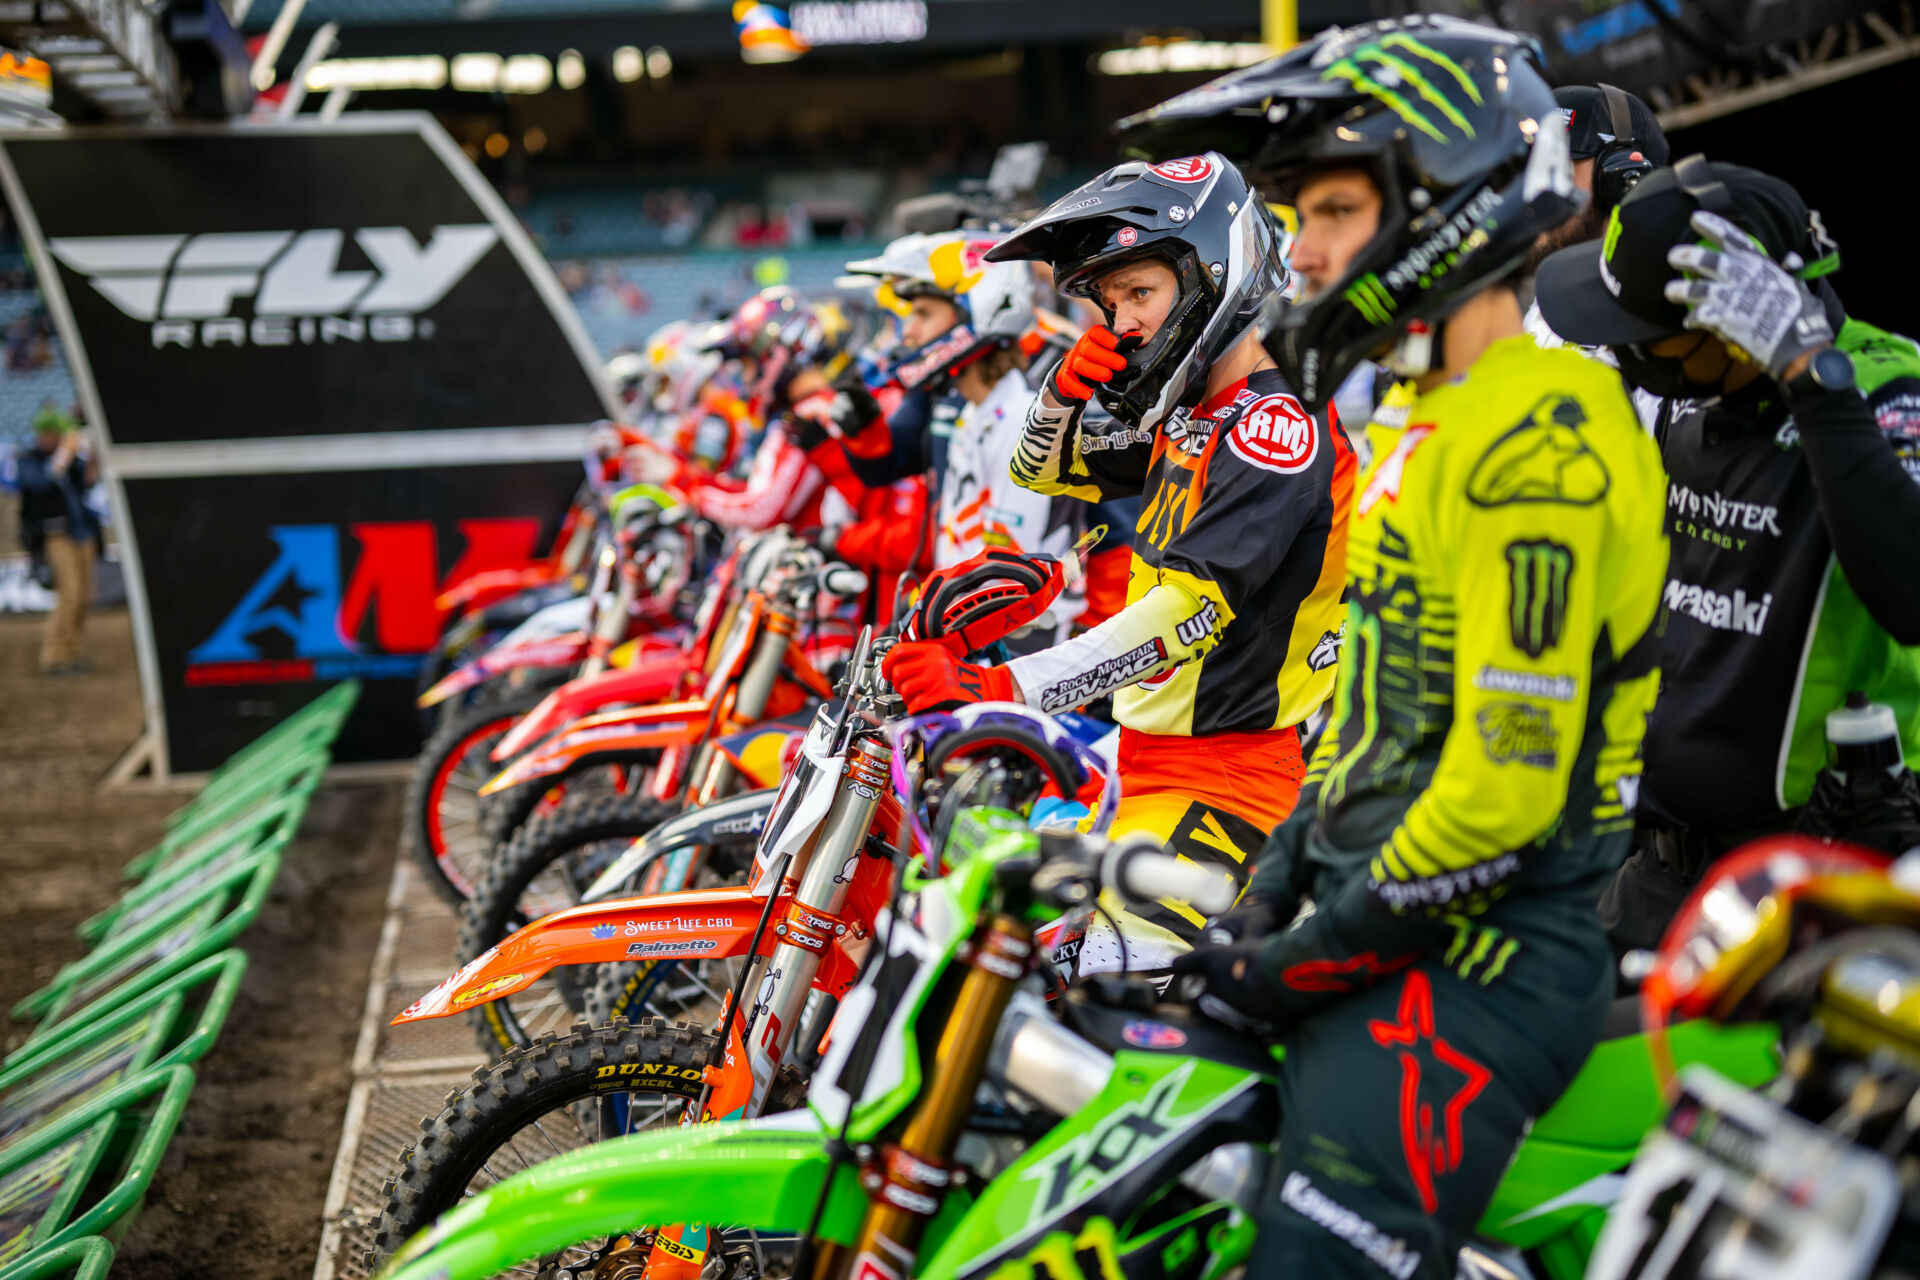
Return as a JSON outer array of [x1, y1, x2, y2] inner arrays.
[[612, 45, 644, 83], [1094, 41, 1272, 76], [646, 47, 673, 79], [557, 49, 585, 90], [501, 54, 552, 93], [451, 52, 504, 91]]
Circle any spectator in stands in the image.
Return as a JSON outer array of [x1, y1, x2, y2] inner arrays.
[[14, 404, 97, 675]]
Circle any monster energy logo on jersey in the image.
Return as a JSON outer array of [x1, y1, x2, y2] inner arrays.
[[1505, 539, 1572, 658]]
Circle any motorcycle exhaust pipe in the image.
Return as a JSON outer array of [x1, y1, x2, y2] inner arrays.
[[987, 992, 1260, 1213]]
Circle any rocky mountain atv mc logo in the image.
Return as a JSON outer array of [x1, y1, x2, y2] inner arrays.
[[47, 225, 498, 350], [1227, 394, 1318, 474]]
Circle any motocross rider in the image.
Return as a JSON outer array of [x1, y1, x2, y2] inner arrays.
[[1135, 22, 1667, 1277], [885, 154, 1355, 973], [1534, 158, 1920, 951]]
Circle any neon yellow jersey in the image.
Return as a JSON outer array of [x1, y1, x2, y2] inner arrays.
[[1303, 335, 1668, 914]]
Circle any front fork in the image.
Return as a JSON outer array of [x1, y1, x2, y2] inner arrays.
[[641, 735, 891, 1278], [832, 910, 1031, 1280]]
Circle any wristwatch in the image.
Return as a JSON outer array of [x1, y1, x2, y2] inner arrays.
[[1785, 346, 1856, 400]]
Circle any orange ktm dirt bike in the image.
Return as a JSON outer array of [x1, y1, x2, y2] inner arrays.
[[402, 490, 731, 904], [448, 539, 867, 1055], [370, 659, 1112, 1275]]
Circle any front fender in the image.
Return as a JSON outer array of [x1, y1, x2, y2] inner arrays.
[[380, 1113, 868, 1280], [418, 631, 590, 708], [582, 788, 777, 902], [478, 700, 711, 795], [492, 652, 696, 762], [393, 884, 784, 1023]]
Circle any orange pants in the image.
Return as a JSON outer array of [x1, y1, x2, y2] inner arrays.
[[1078, 725, 1306, 974]]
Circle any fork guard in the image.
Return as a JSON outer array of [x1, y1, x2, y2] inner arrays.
[[378, 1113, 870, 1280], [390, 881, 864, 1024]]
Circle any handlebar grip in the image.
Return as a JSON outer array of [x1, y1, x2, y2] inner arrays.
[[1102, 836, 1238, 916], [821, 563, 870, 598]]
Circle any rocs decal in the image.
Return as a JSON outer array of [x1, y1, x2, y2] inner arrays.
[[1504, 539, 1573, 658], [1367, 969, 1492, 1216], [1465, 396, 1610, 507], [1476, 701, 1559, 769], [1227, 393, 1318, 475]]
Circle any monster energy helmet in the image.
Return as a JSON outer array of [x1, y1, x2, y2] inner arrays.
[[1115, 15, 1581, 410], [983, 152, 1288, 431]]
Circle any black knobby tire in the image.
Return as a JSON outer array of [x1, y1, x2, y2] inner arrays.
[[479, 744, 666, 858], [369, 1018, 716, 1272], [403, 693, 547, 905], [459, 788, 679, 1057]]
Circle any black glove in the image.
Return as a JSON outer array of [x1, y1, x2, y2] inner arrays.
[[830, 370, 886, 437], [788, 412, 830, 454], [1170, 941, 1281, 1034], [1202, 890, 1294, 946]]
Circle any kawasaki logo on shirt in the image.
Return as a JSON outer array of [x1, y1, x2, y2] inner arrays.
[[1664, 578, 1774, 636]]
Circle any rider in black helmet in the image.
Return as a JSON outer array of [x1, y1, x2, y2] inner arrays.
[[1120, 17, 1668, 1276]]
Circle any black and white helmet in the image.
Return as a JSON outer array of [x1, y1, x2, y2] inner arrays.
[[985, 153, 1289, 430]]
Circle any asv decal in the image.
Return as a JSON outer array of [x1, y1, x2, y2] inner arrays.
[[1150, 156, 1214, 184], [47, 225, 497, 349], [1227, 394, 1318, 474], [185, 519, 539, 687]]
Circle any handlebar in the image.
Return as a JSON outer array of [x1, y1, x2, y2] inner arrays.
[[1028, 830, 1238, 916]]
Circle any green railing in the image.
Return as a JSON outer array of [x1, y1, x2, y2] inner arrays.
[[0, 683, 361, 1276]]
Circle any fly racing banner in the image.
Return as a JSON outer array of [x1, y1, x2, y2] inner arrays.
[[0, 115, 614, 775]]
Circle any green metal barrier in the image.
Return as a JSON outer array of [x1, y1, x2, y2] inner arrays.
[[2, 951, 248, 1080], [189, 680, 360, 801], [83, 794, 303, 944], [121, 745, 328, 885], [0, 1235, 113, 1280], [0, 1068, 194, 1268], [16, 852, 281, 1035]]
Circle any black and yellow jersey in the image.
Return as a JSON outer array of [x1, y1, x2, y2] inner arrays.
[[1250, 337, 1667, 997], [1007, 368, 1354, 736]]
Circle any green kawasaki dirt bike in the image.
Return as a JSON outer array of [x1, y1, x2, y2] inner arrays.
[[378, 733, 1779, 1280]]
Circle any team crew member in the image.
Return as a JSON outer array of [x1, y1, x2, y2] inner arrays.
[[1126, 23, 1666, 1276], [885, 154, 1354, 971], [1536, 159, 1920, 949], [1522, 84, 1668, 431]]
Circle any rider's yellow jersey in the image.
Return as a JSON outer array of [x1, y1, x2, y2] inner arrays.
[[1300, 336, 1668, 914]]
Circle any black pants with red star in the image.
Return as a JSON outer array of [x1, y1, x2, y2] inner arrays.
[[1249, 916, 1613, 1279]]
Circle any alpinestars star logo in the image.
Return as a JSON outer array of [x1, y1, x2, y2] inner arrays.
[[48, 225, 498, 350]]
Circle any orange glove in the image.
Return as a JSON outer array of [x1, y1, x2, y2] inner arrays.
[[1051, 325, 1130, 402], [881, 641, 1014, 713]]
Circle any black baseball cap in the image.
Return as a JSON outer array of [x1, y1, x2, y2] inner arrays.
[[1555, 85, 1669, 166], [1535, 157, 1840, 347]]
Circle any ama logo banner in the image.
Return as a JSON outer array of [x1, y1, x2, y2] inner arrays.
[[184, 519, 540, 688]]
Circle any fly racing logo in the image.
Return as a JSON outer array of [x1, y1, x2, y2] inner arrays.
[[48, 225, 498, 350], [1663, 579, 1774, 636]]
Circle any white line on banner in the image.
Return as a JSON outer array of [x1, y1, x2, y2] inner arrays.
[[108, 425, 588, 477]]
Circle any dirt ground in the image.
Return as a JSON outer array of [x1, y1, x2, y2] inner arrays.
[[0, 604, 395, 1279]]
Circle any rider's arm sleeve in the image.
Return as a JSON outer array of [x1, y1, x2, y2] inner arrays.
[[1008, 386, 1149, 503], [1002, 579, 1208, 712], [1797, 376, 1920, 644], [692, 432, 818, 530]]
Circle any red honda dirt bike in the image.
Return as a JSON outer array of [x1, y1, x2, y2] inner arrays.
[[370, 640, 1110, 1275], [450, 538, 867, 1056], [403, 490, 720, 904]]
